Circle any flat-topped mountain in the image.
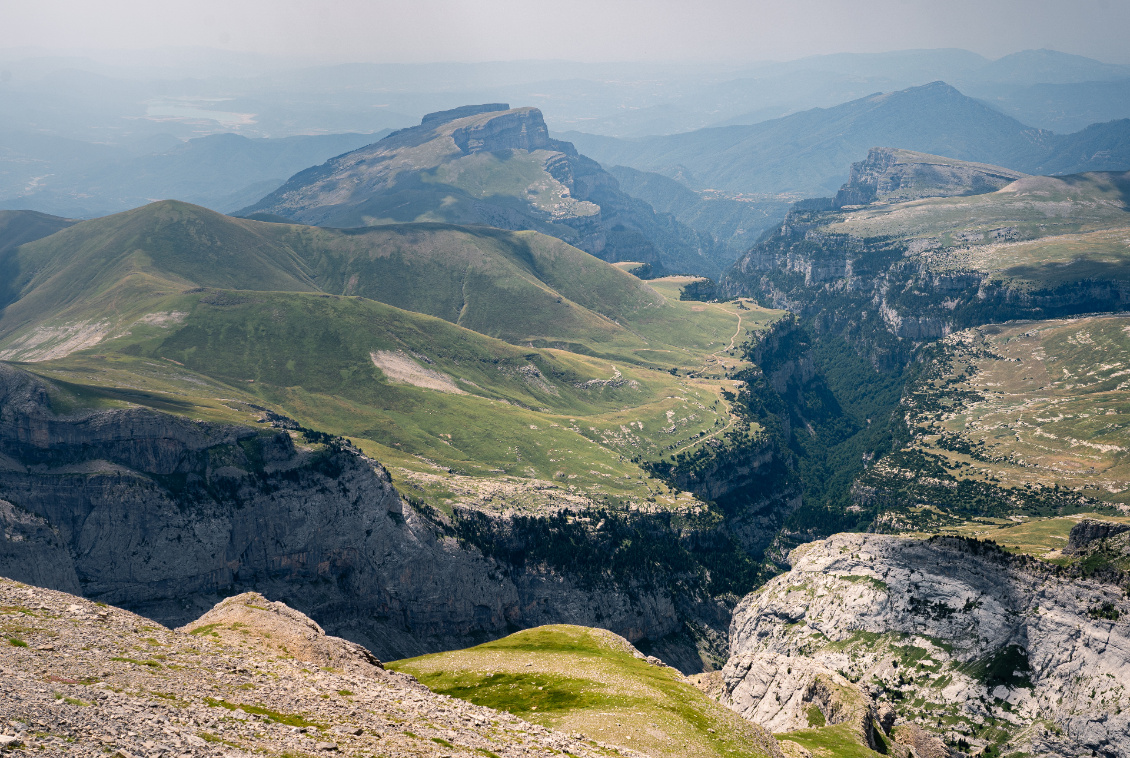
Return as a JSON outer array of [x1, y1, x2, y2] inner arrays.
[[242, 105, 725, 276]]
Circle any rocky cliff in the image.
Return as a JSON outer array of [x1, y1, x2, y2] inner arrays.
[[0, 363, 741, 670], [832, 148, 1028, 207], [721, 533, 1130, 757], [721, 166, 1130, 365]]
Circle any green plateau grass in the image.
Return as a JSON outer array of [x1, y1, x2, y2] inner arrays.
[[909, 315, 1130, 503], [827, 171, 1130, 247], [821, 171, 1130, 292], [877, 312, 1130, 562], [388, 625, 780, 758], [19, 284, 779, 508]]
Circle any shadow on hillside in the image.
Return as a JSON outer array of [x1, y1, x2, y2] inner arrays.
[[1055, 169, 1130, 211], [0, 254, 19, 318], [1002, 256, 1130, 289]]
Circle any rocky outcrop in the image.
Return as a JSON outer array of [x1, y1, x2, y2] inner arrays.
[[0, 363, 732, 670], [180, 591, 386, 676], [452, 108, 552, 154], [833, 148, 1027, 207], [721, 533, 1130, 757], [1067, 518, 1130, 554]]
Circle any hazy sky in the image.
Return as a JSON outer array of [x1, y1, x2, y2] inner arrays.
[[5, 0, 1130, 64]]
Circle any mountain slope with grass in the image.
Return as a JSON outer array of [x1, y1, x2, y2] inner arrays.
[[241, 104, 726, 276], [0, 199, 671, 354]]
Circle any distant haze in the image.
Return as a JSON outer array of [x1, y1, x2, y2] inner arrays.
[[6, 0, 1130, 65]]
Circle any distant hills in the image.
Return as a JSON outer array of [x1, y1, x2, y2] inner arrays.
[[243, 105, 725, 276], [0, 200, 663, 354], [562, 82, 1130, 196], [3, 49, 1129, 142], [0, 130, 385, 218]]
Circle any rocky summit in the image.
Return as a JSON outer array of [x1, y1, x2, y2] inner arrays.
[[0, 578, 629, 758]]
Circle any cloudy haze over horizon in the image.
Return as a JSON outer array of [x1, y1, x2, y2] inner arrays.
[[4, 0, 1130, 66]]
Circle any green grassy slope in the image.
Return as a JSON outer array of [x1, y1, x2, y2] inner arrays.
[[21, 284, 778, 507], [0, 210, 76, 256], [270, 221, 663, 345], [0, 201, 666, 351], [897, 315, 1130, 505], [855, 314, 1130, 555], [388, 625, 781, 758], [0, 201, 784, 507], [0, 201, 320, 350]]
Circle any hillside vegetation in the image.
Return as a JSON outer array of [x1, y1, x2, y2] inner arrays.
[[0, 200, 782, 512]]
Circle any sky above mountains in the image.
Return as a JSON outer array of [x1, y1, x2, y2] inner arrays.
[[6, 0, 1130, 66]]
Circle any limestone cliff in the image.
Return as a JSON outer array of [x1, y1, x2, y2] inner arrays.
[[721, 533, 1130, 757], [0, 363, 729, 669], [721, 166, 1130, 363]]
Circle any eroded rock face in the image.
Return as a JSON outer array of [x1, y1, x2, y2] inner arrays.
[[1068, 518, 1130, 554], [722, 533, 1130, 757], [0, 363, 712, 667]]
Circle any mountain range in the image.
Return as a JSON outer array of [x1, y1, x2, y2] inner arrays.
[[561, 81, 1130, 196], [0, 130, 385, 218], [6, 52, 1130, 758]]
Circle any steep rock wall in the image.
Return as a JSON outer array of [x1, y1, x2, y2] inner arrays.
[[0, 364, 723, 669], [722, 533, 1130, 757]]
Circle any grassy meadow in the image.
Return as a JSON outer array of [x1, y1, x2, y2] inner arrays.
[[388, 625, 781, 758]]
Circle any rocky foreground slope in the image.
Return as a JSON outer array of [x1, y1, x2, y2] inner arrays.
[[720, 532, 1130, 757], [0, 579, 625, 758]]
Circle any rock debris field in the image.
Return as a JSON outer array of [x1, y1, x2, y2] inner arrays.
[[0, 579, 631, 758]]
